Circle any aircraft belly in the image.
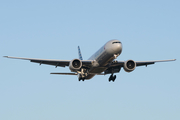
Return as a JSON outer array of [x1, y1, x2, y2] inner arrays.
[[84, 46, 118, 80], [89, 67, 107, 73], [86, 74, 95, 80], [87, 51, 114, 75], [96, 51, 114, 66], [86, 67, 107, 80]]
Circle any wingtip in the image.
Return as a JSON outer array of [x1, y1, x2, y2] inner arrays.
[[3, 56, 8, 58]]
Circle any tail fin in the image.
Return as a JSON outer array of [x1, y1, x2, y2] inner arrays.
[[78, 46, 83, 60]]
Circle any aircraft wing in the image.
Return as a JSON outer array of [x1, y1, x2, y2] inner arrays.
[[103, 59, 176, 74], [4, 56, 92, 68], [110, 59, 176, 68], [135, 59, 176, 66], [50, 72, 78, 75]]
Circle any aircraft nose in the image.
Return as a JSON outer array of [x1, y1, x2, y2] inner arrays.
[[113, 42, 122, 54], [105, 40, 123, 55]]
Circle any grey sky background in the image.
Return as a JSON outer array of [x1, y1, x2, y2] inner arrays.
[[1, 0, 179, 120]]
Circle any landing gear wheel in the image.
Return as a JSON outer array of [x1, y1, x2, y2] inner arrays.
[[109, 74, 113, 82], [78, 78, 85, 81], [108, 74, 116, 82], [112, 75, 116, 82]]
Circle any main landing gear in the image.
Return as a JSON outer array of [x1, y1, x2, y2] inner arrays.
[[109, 74, 116, 82], [79, 78, 85, 81]]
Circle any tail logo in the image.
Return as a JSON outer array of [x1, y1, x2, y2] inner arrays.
[[78, 46, 83, 60]]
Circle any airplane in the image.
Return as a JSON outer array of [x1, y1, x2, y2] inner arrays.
[[4, 39, 176, 82]]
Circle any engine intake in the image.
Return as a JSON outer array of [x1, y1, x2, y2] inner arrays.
[[123, 60, 136, 72], [69, 59, 82, 72]]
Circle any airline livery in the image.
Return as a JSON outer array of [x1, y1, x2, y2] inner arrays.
[[4, 40, 176, 82]]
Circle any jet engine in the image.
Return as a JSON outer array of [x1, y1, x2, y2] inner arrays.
[[123, 60, 136, 72], [69, 59, 82, 72]]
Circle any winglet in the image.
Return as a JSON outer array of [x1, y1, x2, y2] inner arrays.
[[78, 46, 83, 60]]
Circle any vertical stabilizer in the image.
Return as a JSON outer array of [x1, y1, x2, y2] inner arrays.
[[78, 46, 83, 60]]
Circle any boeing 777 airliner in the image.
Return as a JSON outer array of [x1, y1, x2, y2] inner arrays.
[[4, 40, 176, 82]]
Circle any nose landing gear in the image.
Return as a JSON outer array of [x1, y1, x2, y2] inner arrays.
[[109, 74, 116, 82]]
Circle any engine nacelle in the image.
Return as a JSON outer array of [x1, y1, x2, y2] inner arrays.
[[123, 60, 136, 72], [69, 59, 82, 72]]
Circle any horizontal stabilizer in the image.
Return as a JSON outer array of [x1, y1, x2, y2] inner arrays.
[[50, 72, 78, 75]]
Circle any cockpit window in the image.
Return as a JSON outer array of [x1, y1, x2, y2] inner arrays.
[[112, 42, 121, 44]]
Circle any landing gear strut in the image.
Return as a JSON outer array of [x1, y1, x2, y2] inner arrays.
[[78, 68, 88, 82], [109, 74, 116, 82]]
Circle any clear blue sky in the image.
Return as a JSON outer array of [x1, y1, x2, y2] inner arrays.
[[1, 0, 179, 120]]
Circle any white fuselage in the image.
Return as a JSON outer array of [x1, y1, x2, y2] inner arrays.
[[85, 40, 122, 79]]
